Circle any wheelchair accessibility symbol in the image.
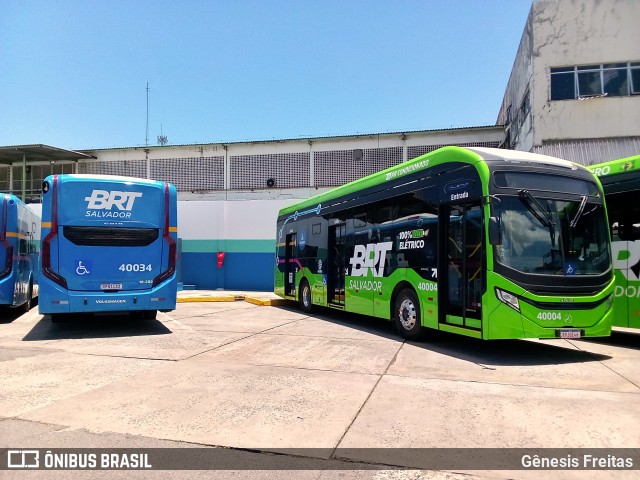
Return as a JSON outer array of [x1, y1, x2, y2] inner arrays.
[[76, 261, 90, 275]]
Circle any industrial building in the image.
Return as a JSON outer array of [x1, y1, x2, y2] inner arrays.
[[1, 0, 638, 291], [497, 0, 640, 161]]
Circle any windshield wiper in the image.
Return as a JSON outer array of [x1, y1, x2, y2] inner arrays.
[[570, 195, 588, 228], [518, 189, 556, 246]]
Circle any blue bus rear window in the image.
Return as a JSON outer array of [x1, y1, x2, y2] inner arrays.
[[63, 226, 159, 247]]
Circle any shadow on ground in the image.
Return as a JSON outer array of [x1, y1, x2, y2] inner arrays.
[[22, 312, 172, 342], [0, 297, 39, 324], [577, 328, 640, 351], [276, 304, 612, 367]]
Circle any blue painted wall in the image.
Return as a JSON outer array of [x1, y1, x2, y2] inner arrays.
[[181, 252, 274, 291]]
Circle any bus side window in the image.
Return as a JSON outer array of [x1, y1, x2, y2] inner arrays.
[[619, 223, 640, 241]]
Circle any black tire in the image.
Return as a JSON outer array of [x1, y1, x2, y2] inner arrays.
[[299, 279, 313, 313], [50, 313, 64, 323], [143, 310, 158, 320], [393, 289, 424, 340], [22, 281, 33, 313]]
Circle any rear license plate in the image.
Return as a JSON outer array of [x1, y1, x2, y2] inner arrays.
[[101, 283, 122, 290], [559, 329, 581, 339]]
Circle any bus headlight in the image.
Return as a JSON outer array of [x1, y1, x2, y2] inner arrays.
[[496, 288, 520, 312], [605, 294, 614, 311]]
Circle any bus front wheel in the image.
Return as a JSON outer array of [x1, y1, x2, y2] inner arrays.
[[394, 289, 424, 340], [299, 280, 313, 313]]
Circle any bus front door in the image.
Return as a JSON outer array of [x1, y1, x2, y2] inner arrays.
[[328, 224, 346, 306], [285, 233, 297, 297], [440, 203, 484, 332]]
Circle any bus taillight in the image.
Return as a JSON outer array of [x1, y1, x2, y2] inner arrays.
[[42, 175, 68, 289], [0, 196, 13, 279], [152, 183, 176, 287]]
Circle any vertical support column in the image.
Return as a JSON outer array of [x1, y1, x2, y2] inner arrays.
[[145, 148, 151, 179], [9, 161, 14, 195], [401, 132, 408, 163], [22, 152, 27, 201], [223, 145, 230, 191], [309, 140, 314, 188]]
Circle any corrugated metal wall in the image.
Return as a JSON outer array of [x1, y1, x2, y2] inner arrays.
[[533, 138, 640, 166]]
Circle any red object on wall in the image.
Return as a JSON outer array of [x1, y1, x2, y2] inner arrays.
[[217, 252, 225, 268]]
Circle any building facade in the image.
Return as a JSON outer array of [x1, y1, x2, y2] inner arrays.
[[497, 0, 640, 163]]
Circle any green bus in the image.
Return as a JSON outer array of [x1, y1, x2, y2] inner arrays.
[[589, 154, 640, 329], [275, 146, 614, 340]]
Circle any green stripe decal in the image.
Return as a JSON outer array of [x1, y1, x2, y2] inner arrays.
[[181, 239, 274, 253]]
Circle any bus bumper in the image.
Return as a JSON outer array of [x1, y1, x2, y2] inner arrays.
[[38, 282, 177, 314]]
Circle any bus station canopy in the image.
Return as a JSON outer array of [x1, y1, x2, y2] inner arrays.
[[0, 144, 94, 200], [0, 144, 93, 165]]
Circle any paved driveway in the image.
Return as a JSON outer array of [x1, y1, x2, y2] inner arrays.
[[1, 301, 639, 479]]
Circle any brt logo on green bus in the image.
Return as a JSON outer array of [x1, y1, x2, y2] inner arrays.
[[349, 242, 393, 277]]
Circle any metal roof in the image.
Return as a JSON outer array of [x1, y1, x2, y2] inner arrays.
[[0, 144, 94, 165], [78, 125, 504, 152]]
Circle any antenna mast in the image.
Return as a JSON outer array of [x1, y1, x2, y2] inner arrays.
[[145, 82, 150, 146]]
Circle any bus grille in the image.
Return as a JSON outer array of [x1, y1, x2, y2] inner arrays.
[[63, 227, 159, 247]]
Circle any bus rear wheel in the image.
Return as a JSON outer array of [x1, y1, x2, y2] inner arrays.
[[299, 280, 313, 313], [394, 289, 424, 340], [22, 281, 33, 313]]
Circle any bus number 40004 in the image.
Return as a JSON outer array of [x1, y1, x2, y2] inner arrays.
[[119, 263, 153, 272], [537, 311, 562, 321]]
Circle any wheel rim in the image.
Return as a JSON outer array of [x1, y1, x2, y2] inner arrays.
[[302, 285, 311, 307], [398, 298, 417, 330]]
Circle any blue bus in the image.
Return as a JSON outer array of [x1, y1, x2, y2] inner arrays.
[[39, 174, 178, 320], [0, 194, 40, 312]]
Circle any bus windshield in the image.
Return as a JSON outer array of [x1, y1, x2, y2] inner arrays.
[[494, 193, 610, 276]]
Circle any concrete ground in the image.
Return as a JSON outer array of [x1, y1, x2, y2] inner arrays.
[[1, 291, 639, 479]]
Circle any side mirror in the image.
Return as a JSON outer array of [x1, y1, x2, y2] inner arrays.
[[489, 216, 502, 245]]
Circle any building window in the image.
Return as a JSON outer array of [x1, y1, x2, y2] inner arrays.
[[550, 67, 575, 100], [519, 90, 531, 125], [550, 62, 640, 100], [632, 62, 640, 94], [602, 63, 628, 96]]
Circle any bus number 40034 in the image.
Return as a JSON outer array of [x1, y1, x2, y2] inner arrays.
[[119, 263, 153, 272]]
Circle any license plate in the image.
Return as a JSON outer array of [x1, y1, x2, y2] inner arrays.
[[559, 329, 581, 339], [101, 283, 122, 290]]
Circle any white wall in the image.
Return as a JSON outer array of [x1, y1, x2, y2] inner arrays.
[[177, 198, 303, 241]]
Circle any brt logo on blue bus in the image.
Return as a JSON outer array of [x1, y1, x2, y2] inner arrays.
[[349, 242, 393, 277], [85, 190, 143, 211]]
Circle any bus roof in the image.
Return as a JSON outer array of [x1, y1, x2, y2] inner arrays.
[[589, 154, 640, 195], [278, 146, 581, 217], [0, 193, 24, 203], [588, 154, 640, 177], [54, 174, 165, 186], [468, 147, 578, 169]]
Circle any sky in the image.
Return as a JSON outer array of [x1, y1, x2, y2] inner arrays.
[[1, 0, 533, 150]]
